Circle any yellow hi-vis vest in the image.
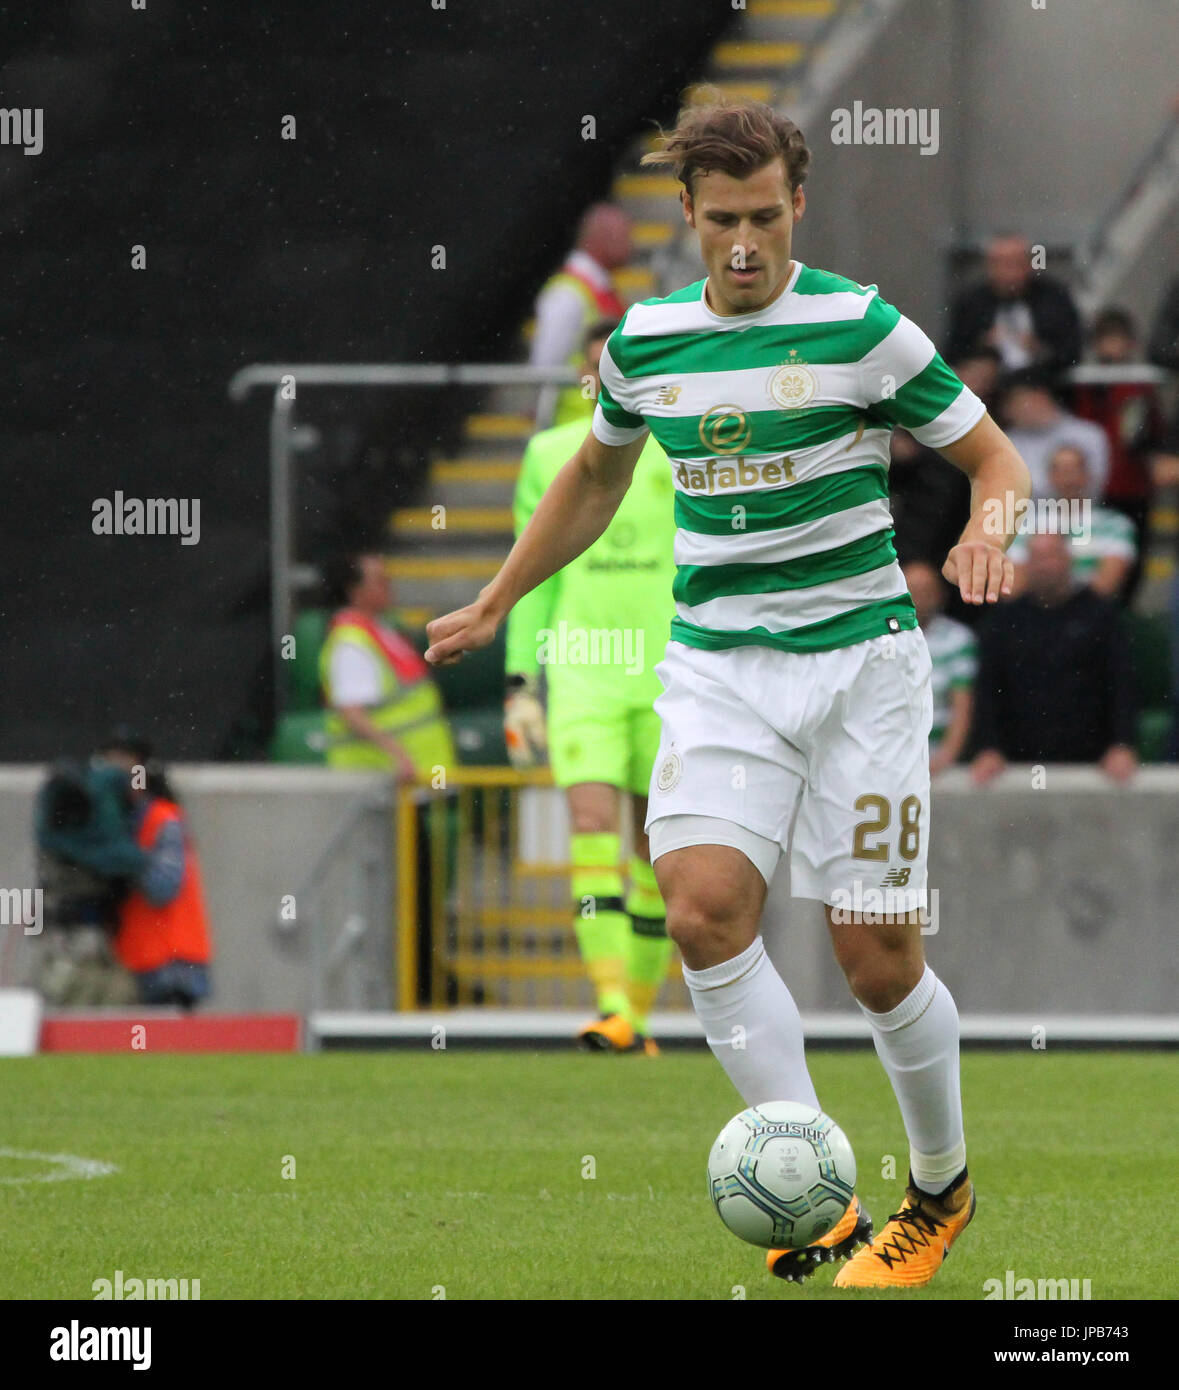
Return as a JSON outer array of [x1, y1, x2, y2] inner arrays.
[[545, 265, 628, 426], [319, 617, 455, 775]]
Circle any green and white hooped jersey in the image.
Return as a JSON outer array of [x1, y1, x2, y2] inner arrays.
[[593, 262, 985, 654], [922, 613, 978, 746], [1007, 504, 1137, 579]]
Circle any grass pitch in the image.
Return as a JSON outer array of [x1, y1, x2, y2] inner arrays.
[[1, 1049, 1173, 1300]]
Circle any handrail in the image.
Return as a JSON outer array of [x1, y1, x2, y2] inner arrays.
[[228, 362, 581, 401]]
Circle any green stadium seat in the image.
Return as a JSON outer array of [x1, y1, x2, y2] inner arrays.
[[270, 710, 329, 764], [449, 705, 510, 766], [1137, 709, 1172, 762], [287, 608, 330, 711], [415, 625, 507, 711], [1127, 611, 1172, 709]]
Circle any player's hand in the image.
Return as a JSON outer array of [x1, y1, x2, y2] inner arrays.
[[969, 749, 1006, 785], [425, 595, 500, 666], [1099, 743, 1138, 784], [504, 678, 548, 768], [942, 541, 1013, 606]]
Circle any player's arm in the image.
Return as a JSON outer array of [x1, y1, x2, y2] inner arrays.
[[425, 429, 645, 665], [504, 436, 560, 683], [936, 413, 1032, 606]]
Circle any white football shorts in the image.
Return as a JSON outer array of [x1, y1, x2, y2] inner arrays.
[[645, 629, 933, 913]]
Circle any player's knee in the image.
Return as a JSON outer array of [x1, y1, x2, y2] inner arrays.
[[663, 889, 751, 962], [837, 945, 922, 1013]]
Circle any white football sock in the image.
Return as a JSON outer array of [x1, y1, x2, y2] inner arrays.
[[857, 965, 966, 1195], [683, 936, 819, 1110]]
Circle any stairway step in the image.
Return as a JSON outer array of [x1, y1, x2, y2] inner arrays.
[[713, 40, 806, 70]]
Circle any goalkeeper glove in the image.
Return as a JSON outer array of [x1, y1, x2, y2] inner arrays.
[[503, 674, 548, 768]]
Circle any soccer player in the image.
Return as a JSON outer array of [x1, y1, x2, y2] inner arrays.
[[505, 318, 678, 1054], [425, 96, 1031, 1290]]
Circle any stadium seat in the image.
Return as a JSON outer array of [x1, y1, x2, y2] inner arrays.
[[288, 608, 330, 711], [269, 710, 329, 764], [1137, 708, 1172, 762], [417, 625, 508, 710], [1127, 611, 1172, 709], [448, 705, 510, 766]]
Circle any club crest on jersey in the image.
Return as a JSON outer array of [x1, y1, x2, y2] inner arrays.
[[768, 361, 818, 410]]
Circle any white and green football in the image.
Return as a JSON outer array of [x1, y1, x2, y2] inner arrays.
[[708, 1101, 857, 1249]]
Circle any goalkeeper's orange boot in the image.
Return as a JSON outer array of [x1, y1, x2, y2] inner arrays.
[[577, 1013, 635, 1052], [766, 1194, 873, 1283], [833, 1168, 975, 1289]]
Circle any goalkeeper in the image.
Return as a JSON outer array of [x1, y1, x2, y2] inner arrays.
[[505, 318, 677, 1053]]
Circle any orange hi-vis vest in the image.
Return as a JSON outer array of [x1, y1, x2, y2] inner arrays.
[[115, 798, 214, 973]]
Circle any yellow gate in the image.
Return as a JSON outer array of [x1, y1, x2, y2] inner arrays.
[[395, 768, 688, 1012]]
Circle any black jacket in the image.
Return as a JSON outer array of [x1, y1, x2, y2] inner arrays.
[[972, 588, 1137, 762], [946, 276, 1083, 372]]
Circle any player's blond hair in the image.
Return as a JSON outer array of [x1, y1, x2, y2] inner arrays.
[[641, 87, 810, 196]]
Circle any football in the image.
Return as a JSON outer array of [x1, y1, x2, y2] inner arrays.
[[707, 1101, 857, 1249]]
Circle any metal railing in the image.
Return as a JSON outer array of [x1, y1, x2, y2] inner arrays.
[[228, 364, 581, 703], [393, 767, 687, 1014]]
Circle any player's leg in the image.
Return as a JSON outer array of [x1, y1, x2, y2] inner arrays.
[[563, 779, 636, 1048], [548, 690, 641, 1049], [620, 705, 674, 1049], [788, 628, 972, 1287]]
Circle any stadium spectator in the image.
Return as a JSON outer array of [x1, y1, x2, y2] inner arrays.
[[1008, 445, 1137, 601], [97, 731, 215, 1008], [904, 560, 976, 776], [1147, 277, 1179, 370], [319, 553, 455, 780], [998, 367, 1111, 498], [529, 203, 632, 428], [1149, 447, 1179, 760], [949, 345, 1003, 413], [945, 233, 1083, 372], [970, 533, 1138, 785], [1072, 307, 1164, 572], [888, 427, 971, 571]]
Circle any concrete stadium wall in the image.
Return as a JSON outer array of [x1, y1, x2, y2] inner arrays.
[[2, 765, 1175, 1018], [0, 767, 395, 1015], [799, 0, 1179, 340]]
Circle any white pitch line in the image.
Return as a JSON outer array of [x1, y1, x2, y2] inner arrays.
[[0, 1148, 118, 1185]]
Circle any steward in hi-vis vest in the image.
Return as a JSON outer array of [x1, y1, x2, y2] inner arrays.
[[319, 600, 453, 772]]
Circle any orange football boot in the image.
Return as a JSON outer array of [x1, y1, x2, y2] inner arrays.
[[766, 1194, 874, 1283], [833, 1168, 975, 1289], [577, 1013, 636, 1052]]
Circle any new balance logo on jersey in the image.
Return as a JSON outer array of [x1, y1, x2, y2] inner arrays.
[[881, 868, 911, 887], [655, 384, 681, 406]]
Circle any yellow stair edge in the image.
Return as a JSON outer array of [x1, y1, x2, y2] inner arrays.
[[750, 0, 835, 16], [714, 41, 805, 67], [465, 413, 534, 439], [432, 459, 521, 483], [615, 173, 682, 198], [631, 221, 674, 246], [613, 267, 656, 293], [385, 555, 502, 579], [391, 507, 514, 534], [706, 79, 775, 103]]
